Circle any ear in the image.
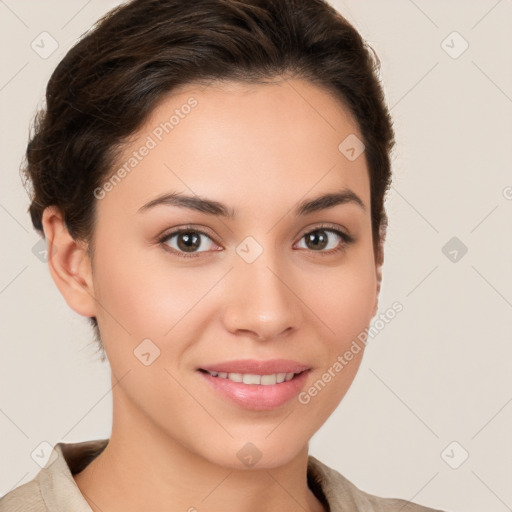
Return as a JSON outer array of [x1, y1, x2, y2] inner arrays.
[[40, 206, 97, 318], [373, 262, 382, 317], [372, 222, 386, 317]]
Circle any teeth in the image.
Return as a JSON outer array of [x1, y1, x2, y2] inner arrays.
[[260, 374, 277, 385], [243, 374, 261, 385], [205, 370, 300, 385]]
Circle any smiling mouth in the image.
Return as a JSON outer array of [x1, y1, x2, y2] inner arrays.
[[198, 368, 306, 385]]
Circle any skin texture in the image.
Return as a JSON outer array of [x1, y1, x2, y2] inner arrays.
[[42, 77, 380, 512]]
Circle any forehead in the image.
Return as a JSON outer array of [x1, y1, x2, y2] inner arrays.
[[99, 78, 370, 217]]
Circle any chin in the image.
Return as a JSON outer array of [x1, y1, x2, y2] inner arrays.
[[197, 433, 309, 471]]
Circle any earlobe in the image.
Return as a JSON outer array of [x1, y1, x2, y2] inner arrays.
[[373, 262, 382, 317], [372, 229, 385, 317], [41, 206, 97, 318]]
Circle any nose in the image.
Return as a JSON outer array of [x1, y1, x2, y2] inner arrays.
[[221, 254, 303, 341]]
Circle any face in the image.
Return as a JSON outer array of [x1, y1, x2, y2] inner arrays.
[[80, 78, 378, 468]]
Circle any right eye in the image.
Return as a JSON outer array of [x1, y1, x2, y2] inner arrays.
[[158, 228, 222, 258]]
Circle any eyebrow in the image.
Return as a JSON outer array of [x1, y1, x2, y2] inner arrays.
[[137, 188, 366, 217], [296, 189, 366, 215]]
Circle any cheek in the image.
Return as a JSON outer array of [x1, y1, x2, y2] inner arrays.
[[91, 236, 212, 341], [304, 252, 377, 349], [296, 262, 374, 428], [296, 243, 376, 410]]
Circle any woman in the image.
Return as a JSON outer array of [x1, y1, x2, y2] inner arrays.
[[0, 0, 448, 510]]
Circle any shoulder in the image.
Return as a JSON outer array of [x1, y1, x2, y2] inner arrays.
[[0, 438, 109, 512], [307, 455, 449, 512], [0, 479, 45, 512]]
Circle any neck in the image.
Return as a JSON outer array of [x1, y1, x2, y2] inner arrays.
[[73, 380, 325, 512]]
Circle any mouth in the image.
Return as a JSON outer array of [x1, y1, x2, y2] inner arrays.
[[196, 359, 311, 410], [198, 368, 306, 385]]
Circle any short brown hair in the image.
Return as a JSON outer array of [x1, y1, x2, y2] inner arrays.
[[22, 0, 395, 358]]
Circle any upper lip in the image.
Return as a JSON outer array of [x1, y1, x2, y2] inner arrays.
[[199, 359, 310, 375]]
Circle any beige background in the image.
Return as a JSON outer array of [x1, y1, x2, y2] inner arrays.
[[1, 1, 511, 510]]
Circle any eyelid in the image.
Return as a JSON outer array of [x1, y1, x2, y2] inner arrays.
[[292, 223, 355, 258], [157, 225, 223, 258], [295, 222, 354, 243], [158, 224, 219, 242], [157, 222, 355, 258]]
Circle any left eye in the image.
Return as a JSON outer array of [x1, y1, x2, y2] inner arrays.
[[295, 228, 347, 252], [162, 230, 217, 254]]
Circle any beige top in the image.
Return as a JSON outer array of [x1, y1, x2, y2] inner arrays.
[[0, 439, 446, 511]]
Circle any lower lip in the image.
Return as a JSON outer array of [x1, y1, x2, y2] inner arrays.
[[198, 371, 310, 411]]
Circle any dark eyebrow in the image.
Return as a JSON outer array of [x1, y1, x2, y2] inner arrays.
[[295, 189, 366, 215], [137, 188, 365, 217], [138, 192, 236, 217]]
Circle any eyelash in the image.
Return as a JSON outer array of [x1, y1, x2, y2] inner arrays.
[[157, 223, 355, 259]]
